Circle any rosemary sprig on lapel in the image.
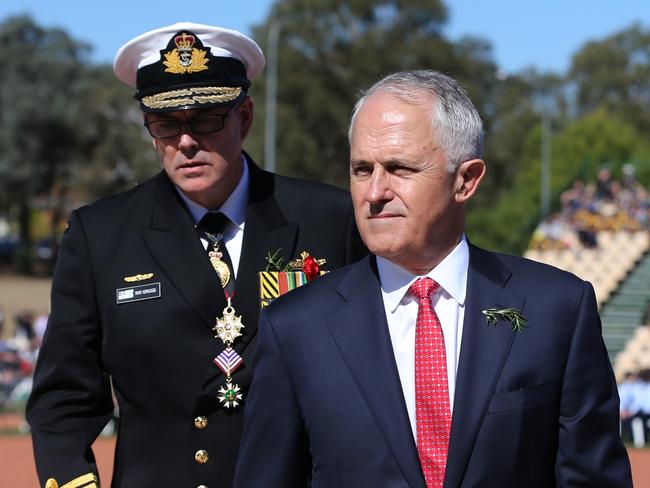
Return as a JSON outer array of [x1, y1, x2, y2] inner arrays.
[[265, 249, 290, 272], [482, 307, 527, 333]]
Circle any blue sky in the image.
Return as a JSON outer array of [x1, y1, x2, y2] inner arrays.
[[1, 0, 648, 75]]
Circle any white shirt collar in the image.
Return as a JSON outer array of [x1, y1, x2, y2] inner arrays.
[[176, 154, 249, 229], [377, 235, 469, 313]]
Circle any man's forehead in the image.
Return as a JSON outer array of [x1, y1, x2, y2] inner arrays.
[[352, 99, 432, 143], [356, 93, 428, 127]]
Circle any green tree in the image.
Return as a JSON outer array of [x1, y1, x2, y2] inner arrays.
[[71, 64, 159, 201], [569, 23, 650, 134], [468, 108, 650, 254], [0, 15, 92, 273], [476, 69, 569, 209], [247, 0, 498, 188], [0, 15, 156, 274]]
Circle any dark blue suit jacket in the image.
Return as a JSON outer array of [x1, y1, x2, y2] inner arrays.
[[234, 246, 632, 487]]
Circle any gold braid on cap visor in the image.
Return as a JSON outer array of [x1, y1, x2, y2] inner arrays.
[[141, 86, 242, 110]]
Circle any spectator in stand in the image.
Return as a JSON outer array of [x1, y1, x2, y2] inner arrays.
[[619, 371, 645, 445], [560, 179, 586, 218], [596, 165, 615, 201], [638, 369, 650, 444], [575, 219, 598, 249], [32, 311, 49, 350], [14, 310, 35, 342], [621, 164, 639, 194], [0, 345, 21, 407], [529, 164, 650, 251]]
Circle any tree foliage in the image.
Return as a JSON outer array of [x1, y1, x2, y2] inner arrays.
[[247, 0, 498, 187], [2, 8, 650, 273], [0, 15, 155, 273], [570, 23, 650, 133], [467, 108, 650, 254], [0, 15, 91, 272]]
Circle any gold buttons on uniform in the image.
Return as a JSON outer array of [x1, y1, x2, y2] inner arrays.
[[194, 416, 208, 429], [195, 449, 209, 464]]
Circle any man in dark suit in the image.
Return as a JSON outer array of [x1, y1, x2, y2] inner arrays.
[[26, 22, 365, 488], [234, 70, 633, 487]]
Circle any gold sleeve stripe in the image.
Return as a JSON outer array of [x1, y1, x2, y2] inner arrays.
[[59, 473, 99, 488]]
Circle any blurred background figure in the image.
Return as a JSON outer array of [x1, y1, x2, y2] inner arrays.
[[619, 371, 645, 447]]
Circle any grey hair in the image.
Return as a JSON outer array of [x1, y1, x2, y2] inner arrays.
[[348, 70, 484, 172]]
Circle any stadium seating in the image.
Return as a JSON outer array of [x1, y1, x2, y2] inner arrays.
[[524, 230, 650, 381]]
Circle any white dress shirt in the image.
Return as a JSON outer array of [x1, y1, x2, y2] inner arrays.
[[177, 156, 249, 277], [377, 236, 469, 440]]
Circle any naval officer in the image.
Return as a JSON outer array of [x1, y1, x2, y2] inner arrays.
[[27, 21, 366, 488]]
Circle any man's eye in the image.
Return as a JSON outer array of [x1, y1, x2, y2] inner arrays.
[[192, 117, 220, 130], [351, 164, 372, 176], [388, 165, 413, 176], [152, 120, 178, 130]]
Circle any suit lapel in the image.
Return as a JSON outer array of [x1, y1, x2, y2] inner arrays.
[[234, 159, 298, 355], [325, 257, 426, 488], [444, 245, 525, 487], [141, 172, 225, 330]]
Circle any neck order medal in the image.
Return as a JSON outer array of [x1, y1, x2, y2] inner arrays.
[[209, 245, 231, 289], [213, 296, 245, 408]]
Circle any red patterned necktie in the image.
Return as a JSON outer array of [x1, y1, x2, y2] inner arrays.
[[409, 277, 451, 488]]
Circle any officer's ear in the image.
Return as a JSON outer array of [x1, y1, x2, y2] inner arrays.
[[238, 96, 254, 140]]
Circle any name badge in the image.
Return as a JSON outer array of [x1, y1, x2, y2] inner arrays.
[[116, 282, 162, 304]]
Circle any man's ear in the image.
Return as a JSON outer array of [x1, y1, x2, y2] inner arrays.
[[238, 96, 254, 140], [454, 159, 486, 203]]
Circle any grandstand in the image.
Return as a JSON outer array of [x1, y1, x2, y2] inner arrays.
[[524, 170, 650, 382]]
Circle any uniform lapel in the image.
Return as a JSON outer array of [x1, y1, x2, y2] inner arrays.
[[234, 159, 298, 355], [444, 245, 525, 487], [325, 257, 426, 488], [141, 161, 298, 355], [142, 172, 225, 330]]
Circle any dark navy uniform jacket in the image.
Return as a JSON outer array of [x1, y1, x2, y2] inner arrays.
[[27, 156, 367, 488]]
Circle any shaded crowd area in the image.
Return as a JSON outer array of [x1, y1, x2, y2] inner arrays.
[[620, 369, 650, 448], [0, 309, 47, 421], [529, 164, 650, 251], [0, 306, 119, 436]]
